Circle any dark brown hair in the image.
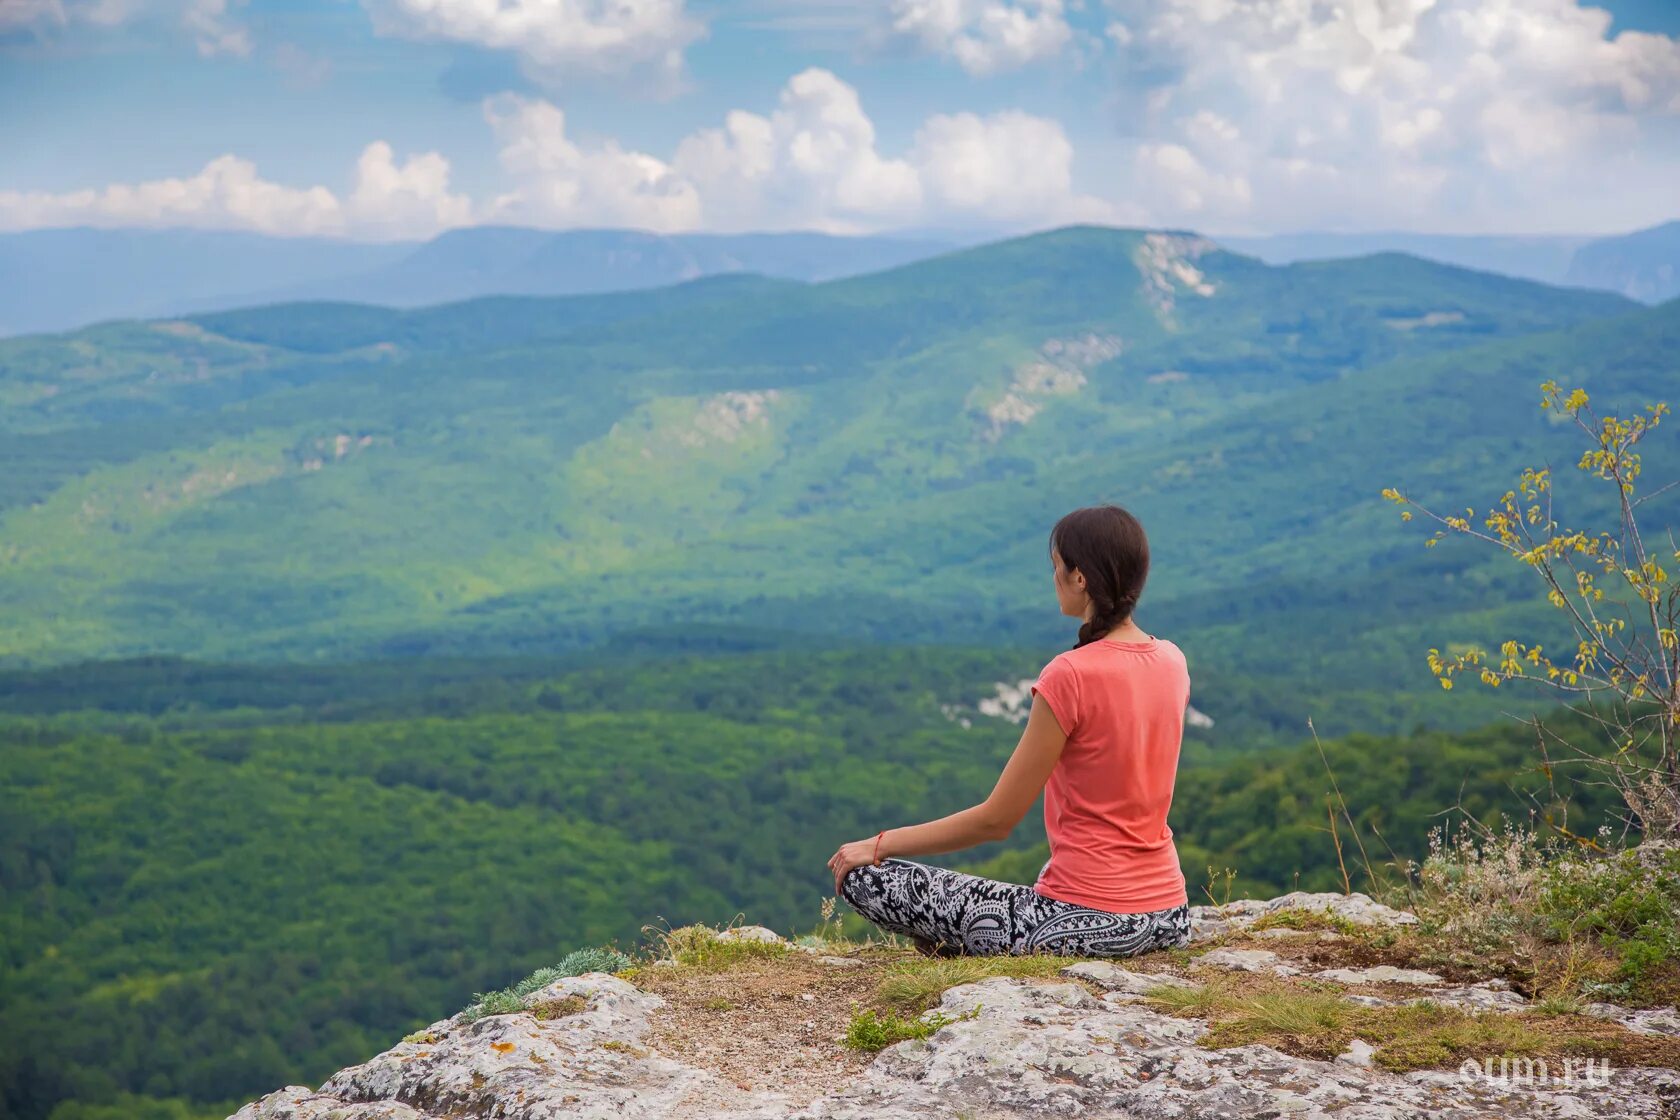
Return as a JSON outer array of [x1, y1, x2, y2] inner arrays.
[[1049, 504, 1150, 650]]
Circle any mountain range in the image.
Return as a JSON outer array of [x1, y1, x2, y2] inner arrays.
[[0, 226, 955, 338], [5, 218, 1678, 339], [4, 224, 1676, 742]]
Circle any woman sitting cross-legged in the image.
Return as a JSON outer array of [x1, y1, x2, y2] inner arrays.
[[829, 503, 1193, 958]]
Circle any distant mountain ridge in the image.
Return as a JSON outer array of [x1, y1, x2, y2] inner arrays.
[[1215, 219, 1680, 303], [1564, 220, 1680, 304], [7, 217, 1679, 340], [0, 226, 956, 338]]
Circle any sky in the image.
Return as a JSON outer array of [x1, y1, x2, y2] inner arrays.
[[2, 0, 1678, 243]]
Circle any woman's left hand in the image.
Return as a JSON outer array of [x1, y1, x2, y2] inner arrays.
[[828, 835, 883, 895]]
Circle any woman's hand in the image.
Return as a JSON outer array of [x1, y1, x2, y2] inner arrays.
[[828, 834, 884, 895]]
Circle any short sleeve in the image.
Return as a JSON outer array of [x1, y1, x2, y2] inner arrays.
[[1030, 655, 1080, 737]]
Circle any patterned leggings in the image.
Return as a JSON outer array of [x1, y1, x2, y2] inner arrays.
[[838, 857, 1192, 957]]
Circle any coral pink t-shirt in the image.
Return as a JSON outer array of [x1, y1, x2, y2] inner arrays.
[[1028, 634, 1190, 913]]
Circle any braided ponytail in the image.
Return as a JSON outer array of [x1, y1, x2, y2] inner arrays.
[[1050, 506, 1150, 651], [1076, 598, 1125, 648]]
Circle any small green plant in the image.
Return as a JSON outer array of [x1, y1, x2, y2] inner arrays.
[[643, 921, 792, 971], [1537, 843, 1680, 996], [1408, 822, 1679, 1002], [842, 1004, 983, 1051], [1201, 865, 1238, 911], [553, 946, 634, 979], [461, 988, 524, 1022], [794, 895, 856, 952], [1250, 906, 1362, 938], [458, 945, 635, 1021]]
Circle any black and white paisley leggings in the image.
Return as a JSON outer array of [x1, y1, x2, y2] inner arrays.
[[839, 857, 1192, 957]]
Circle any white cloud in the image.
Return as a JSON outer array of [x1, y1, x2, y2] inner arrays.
[[1107, 0, 1680, 233], [0, 144, 473, 240], [1, 0, 248, 52], [362, 0, 704, 88], [889, 0, 1072, 75], [183, 0, 248, 56], [1134, 142, 1252, 215], [0, 0, 135, 32], [670, 68, 923, 231], [8, 0, 700, 79], [0, 69, 1105, 239], [488, 68, 1109, 233], [480, 94, 703, 231], [269, 41, 333, 90], [912, 110, 1112, 222], [347, 142, 477, 238]]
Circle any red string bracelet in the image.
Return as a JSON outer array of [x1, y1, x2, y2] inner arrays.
[[871, 829, 887, 865]]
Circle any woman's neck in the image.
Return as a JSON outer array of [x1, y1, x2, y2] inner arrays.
[[1095, 617, 1150, 642]]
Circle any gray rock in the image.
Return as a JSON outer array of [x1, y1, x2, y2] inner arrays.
[[1189, 892, 1418, 941], [234, 974, 734, 1120], [718, 925, 786, 944], [783, 977, 1676, 1119], [227, 972, 1680, 1120], [1195, 947, 1301, 976], [1313, 966, 1444, 986], [1336, 1039, 1376, 1068], [1341, 983, 1528, 1013], [1062, 961, 1200, 995], [230, 1087, 430, 1119], [1583, 1002, 1680, 1037], [1343, 994, 1395, 1008], [1421, 983, 1529, 1011]]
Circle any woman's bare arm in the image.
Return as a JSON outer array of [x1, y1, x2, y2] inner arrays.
[[876, 694, 1069, 859]]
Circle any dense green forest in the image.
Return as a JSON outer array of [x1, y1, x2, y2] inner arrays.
[[0, 648, 1632, 1120]]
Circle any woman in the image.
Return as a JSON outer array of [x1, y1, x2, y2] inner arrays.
[[829, 504, 1192, 957]]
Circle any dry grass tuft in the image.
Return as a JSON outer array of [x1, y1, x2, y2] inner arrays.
[[1141, 970, 1680, 1072], [875, 953, 1082, 1012]]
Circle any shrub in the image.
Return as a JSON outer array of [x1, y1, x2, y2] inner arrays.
[[1409, 822, 1680, 1002]]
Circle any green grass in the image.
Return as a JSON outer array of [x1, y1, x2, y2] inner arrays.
[[875, 955, 1081, 1012], [649, 924, 794, 971], [1249, 907, 1365, 937], [842, 1005, 984, 1052]]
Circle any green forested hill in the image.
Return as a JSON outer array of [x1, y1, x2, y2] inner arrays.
[[0, 650, 1629, 1120], [0, 226, 1658, 699]]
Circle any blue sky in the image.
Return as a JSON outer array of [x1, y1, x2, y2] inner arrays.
[[3, 0, 1678, 241]]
